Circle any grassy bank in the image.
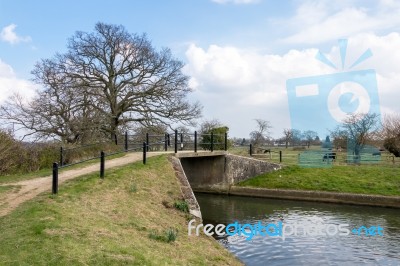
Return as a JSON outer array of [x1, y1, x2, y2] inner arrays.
[[0, 155, 241, 265], [239, 165, 400, 196]]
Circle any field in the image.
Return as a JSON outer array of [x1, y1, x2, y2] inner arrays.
[[230, 145, 400, 196], [230, 145, 400, 166]]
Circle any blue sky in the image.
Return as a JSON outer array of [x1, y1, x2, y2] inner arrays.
[[0, 0, 293, 74], [1, 0, 400, 138]]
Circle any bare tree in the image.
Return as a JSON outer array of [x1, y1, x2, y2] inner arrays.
[[283, 129, 293, 149], [198, 119, 228, 150], [199, 119, 223, 134], [1, 22, 202, 143], [330, 126, 347, 149], [291, 129, 303, 146], [250, 119, 271, 148], [1, 45, 104, 144], [64, 23, 201, 139], [341, 113, 381, 162], [382, 114, 400, 157], [303, 130, 318, 148]]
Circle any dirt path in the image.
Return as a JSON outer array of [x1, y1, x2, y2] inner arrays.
[[0, 151, 170, 217]]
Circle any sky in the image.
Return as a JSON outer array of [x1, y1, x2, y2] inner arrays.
[[1, 0, 400, 139]]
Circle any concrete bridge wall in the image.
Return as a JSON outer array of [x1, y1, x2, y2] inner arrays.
[[177, 152, 281, 193]]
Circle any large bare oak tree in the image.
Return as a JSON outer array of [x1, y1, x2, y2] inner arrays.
[[1, 22, 201, 143]]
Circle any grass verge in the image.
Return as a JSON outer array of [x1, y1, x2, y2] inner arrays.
[[0, 155, 240, 265], [239, 165, 400, 196]]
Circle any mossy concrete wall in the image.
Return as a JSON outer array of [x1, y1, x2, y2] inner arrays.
[[177, 152, 280, 193]]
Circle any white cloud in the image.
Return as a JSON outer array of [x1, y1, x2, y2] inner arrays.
[[211, 0, 259, 4], [0, 59, 36, 103], [0, 24, 31, 44], [280, 1, 400, 44], [185, 33, 400, 137]]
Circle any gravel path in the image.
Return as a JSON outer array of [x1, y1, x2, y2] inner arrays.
[[0, 151, 169, 217]]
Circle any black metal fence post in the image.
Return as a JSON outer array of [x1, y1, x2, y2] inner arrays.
[[174, 130, 178, 153], [146, 133, 149, 152], [194, 131, 197, 153], [279, 150, 282, 163], [167, 133, 171, 146], [224, 132, 228, 151], [59, 147, 63, 166], [143, 142, 147, 164], [124, 131, 128, 151], [52, 162, 58, 194], [210, 132, 214, 152], [164, 133, 168, 151], [249, 144, 253, 156], [100, 151, 105, 178]]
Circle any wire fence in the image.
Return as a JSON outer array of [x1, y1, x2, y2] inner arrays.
[[245, 144, 400, 168]]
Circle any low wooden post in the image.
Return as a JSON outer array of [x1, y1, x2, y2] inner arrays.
[[52, 162, 58, 194], [279, 150, 282, 163], [100, 151, 105, 178], [174, 130, 178, 154], [124, 131, 128, 151], [143, 142, 147, 164], [249, 144, 253, 156], [211, 132, 214, 152], [164, 133, 168, 151]]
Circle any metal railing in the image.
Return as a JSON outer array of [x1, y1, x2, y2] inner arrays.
[[52, 130, 229, 194]]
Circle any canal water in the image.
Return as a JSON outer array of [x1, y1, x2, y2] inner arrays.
[[195, 193, 400, 266]]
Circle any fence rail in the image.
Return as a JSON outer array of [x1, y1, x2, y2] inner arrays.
[[248, 144, 400, 167], [51, 130, 229, 194]]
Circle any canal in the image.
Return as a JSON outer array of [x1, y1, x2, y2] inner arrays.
[[195, 193, 400, 265]]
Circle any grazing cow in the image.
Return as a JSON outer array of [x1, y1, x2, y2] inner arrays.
[[263, 149, 271, 154], [323, 152, 336, 161]]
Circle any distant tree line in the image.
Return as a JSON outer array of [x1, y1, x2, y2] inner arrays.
[[246, 113, 400, 159]]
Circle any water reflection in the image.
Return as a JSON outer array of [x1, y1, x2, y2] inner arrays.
[[195, 193, 400, 266]]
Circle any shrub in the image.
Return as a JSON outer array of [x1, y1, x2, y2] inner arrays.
[[165, 228, 178, 243], [173, 200, 189, 213], [0, 130, 24, 175], [148, 228, 178, 243], [200, 126, 230, 150]]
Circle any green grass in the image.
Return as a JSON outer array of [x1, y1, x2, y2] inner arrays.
[[0, 152, 128, 184], [0, 155, 241, 265], [239, 164, 400, 196], [0, 185, 16, 194]]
